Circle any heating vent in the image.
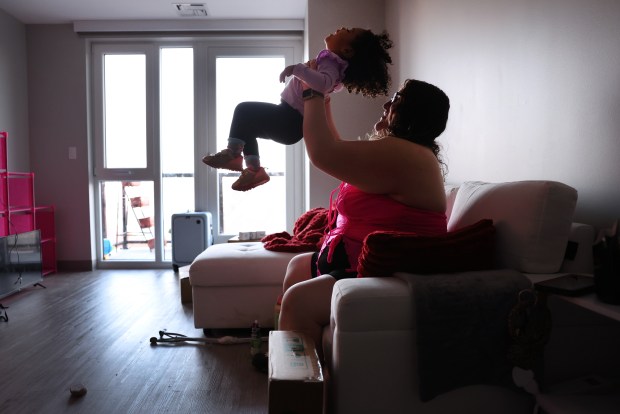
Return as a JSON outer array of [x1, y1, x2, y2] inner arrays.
[[174, 3, 208, 17]]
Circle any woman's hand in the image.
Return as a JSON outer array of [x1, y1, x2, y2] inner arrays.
[[306, 59, 317, 70]]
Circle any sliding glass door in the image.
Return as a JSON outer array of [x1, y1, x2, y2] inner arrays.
[[91, 36, 303, 268], [200, 45, 305, 242]]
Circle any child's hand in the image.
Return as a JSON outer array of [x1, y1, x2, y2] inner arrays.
[[279, 65, 295, 83]]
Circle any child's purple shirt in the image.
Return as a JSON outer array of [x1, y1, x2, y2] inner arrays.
[[280, 49, 348, 115]]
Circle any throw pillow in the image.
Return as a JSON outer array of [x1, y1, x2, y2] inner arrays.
[[447, 181, 577, 273], [357, 219, 496, 277]]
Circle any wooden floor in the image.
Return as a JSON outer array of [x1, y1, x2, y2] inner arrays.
[[0, 270, 268, 413]]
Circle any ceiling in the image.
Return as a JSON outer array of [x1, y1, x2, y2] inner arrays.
[[0, 0, 307, 24]]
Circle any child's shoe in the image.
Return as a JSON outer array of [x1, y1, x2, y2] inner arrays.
[[232, 167, 270, 191], [202, 149, 243, 171]]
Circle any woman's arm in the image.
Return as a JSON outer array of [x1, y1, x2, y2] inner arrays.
[[303, 96, 406, 195], [324, 96, 340, 140], [303, 95, 447, 211]]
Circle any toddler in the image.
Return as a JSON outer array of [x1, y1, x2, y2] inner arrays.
[[202, 27, 393, 191]]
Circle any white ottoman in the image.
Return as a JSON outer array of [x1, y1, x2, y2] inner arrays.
[[189, 242, 299, 329]]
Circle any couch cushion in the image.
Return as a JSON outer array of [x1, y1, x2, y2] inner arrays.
[[357, 219, 496, 277], [189, 242, 297, 287], [447, 181, 577, 273]]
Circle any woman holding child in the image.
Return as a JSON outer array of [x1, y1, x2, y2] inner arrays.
[[277, 78, 451, 358]]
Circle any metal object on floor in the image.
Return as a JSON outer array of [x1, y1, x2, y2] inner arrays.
[[149, 330, 267, 345]]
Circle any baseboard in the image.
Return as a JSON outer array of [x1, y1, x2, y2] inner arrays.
[[57, 260, 94, 272]]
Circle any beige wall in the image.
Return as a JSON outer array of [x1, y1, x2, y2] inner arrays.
[[26, 24, 93, 270], [0, 13, 91, 270], [386, 0, 620, 228]]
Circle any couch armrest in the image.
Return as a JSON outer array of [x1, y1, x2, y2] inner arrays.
[[331, 277, 413, 333], [327, 270, 535, 414], [328, 276, 418, 414], [560, 222, 595, 274]]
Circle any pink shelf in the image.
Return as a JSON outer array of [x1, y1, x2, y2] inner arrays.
[[6, 211, 35, 235], [0, 172, 35, 236], [6, 172, 34, 210], [0, 132, 56, 274], [0, 214, 7, 236], [0, 131, 6, 173], [36, 206, 57, 276]]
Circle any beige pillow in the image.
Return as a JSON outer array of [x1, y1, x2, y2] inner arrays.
[[444, 184, 460, 221], [447, 181, 577, 273]]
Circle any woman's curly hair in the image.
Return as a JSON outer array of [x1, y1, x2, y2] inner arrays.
[[342, 30, 393, 98], [372, 79, 450, 175]]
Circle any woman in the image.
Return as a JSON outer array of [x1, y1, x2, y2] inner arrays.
[[277, 79, 451, 361]]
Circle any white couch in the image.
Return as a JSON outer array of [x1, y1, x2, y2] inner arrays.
[[189, 180, 608, 413], [189, 242, 297, 329], [322, 180, 597, 414]]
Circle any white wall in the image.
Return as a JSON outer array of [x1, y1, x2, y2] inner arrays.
[[0, 9, 30, 172], [386, 0, 620, 229]]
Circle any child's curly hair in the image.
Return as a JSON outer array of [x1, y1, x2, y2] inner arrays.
[[342, 30, 393, 98]]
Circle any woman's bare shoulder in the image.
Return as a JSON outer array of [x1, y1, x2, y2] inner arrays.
[[381, 138, 446, 212], [377, 136, 437, 164]]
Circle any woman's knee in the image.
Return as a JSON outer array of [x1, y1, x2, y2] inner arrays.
[[280, 276, 335, 326], [283, 253, 313, 291], [279, 282, 315, 329]]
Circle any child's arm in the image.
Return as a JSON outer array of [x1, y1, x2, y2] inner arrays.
[[279, 64, 296, 82], [279, 59, 342, 94]]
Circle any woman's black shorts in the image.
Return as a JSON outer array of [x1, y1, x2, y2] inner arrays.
[[310, 241, 357, 281]]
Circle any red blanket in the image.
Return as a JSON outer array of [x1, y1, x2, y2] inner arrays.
[[262, 207, 329, 252]]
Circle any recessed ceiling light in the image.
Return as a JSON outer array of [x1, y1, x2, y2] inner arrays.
[[173, 3, 208, 17]]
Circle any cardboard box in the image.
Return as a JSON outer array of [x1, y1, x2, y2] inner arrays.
[[268, 331, 324, 414], [179, 265, 192, 304]]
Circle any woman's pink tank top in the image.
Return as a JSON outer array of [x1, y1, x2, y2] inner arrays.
[[320, 182, 447, 274]]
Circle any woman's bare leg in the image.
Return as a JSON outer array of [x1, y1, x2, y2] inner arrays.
[[279, 275, 336, 360], [282, 252, 315, 292]]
